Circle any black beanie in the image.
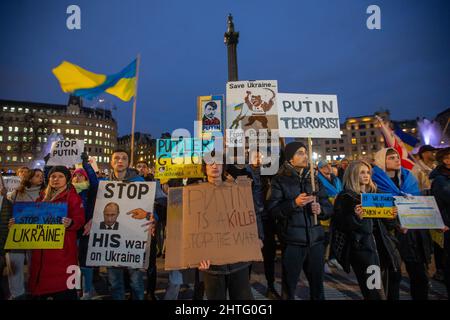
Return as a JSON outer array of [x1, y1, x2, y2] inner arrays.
[[48, 166, 72, 184], [284, 141, 307, 161]]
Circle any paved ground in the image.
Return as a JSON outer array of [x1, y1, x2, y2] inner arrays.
[[88, 254, 448, 300]]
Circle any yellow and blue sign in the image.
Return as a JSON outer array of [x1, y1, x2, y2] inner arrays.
[[361, 193, 395, 219], [5, 202, 67, 249], [155, 138, 215, 179]]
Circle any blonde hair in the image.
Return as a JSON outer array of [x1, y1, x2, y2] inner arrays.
[[343, 160, 377, 194]]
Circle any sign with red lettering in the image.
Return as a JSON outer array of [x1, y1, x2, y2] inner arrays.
[[165, 177, 262, 270]]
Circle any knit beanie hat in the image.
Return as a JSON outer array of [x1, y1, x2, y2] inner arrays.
[[284, 141, 307, 161]]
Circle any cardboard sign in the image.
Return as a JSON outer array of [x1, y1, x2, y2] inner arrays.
[[86, 181, 156, 268], [362, 193, 395, 218], [277, 93, 340, 138], [197, 95, 224, 136], [394, 196, 445, 229], [47, 139, 84, 167], [155, 138, 214, 179], [165, 178, 263, 270], [2, 176, 21, 194], [5, 202, 67, 249], [226, 80, 278, 146]]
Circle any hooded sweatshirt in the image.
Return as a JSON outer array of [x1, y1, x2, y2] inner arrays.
[[8, 185, 42, 203]]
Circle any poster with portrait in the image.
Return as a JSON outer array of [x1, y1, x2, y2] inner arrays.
[[86, 181, 156, 268], [197, 95, 224, 137]]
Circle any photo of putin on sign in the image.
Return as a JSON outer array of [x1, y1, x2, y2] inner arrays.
[[100, 202, 120, 230]]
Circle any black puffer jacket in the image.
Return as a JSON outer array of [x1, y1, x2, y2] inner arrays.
[[333, 190, 401, 272], [268, 162, 332, 247]]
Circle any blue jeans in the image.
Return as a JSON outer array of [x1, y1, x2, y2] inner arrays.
[[107, 268, 144, 300], [81, 267, 94, 295]]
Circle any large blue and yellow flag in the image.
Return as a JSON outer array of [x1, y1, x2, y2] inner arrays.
[[52, 59, 137, 102]]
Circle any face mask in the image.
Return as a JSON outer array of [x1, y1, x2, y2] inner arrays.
[[73, 181, 90, 193]]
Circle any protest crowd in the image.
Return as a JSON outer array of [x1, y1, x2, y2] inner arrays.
[[0, 137, 449, 301]]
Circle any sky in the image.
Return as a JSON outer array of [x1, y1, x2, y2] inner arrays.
[[1, 0, 449, 137]]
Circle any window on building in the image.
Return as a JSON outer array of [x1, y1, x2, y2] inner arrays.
[[70, 129, 75, 134], [360, 131, 366, 136], [65, 129, 70, 134], [75, 129, 79, 134], [351, 138, 357, 144], [14, 127, 19, 132], [66, 120, 70, 124], [339, 147, 345, 151], [7, 145, 12, 151], [0, 136, 2, 142], [361, 138, 367, 143], [52, 119, 56, 124], [332, 140, 336, 144], [325, 141, 330, 145], [13, 136, 18, 142], [0, 126, 2, 132], [57, 129, 61, 133]]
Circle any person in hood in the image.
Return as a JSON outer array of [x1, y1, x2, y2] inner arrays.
[[10, 166, 85, 299], [372, 147, 432, 300], [6, 169, 44, 299], [412, 145, 438, 194], [430, 147, 450, 298], [268, 142, 333, 300]]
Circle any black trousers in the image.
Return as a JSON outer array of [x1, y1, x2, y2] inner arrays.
[[262, 218, 277, 288], [203, 267, 254, 300], [349, 245, 384, 300], [404, 261, 429, 300], [146, 235, 158, 296], [281, 243, 325, 300]]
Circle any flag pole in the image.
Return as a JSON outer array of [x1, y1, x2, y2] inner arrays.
[[308, 137, 318, 225], [130, 54, 141, 167]]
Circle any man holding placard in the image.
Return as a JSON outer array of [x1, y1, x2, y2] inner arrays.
[[268, 141, 332, 300], [372, 147, 433, 300]]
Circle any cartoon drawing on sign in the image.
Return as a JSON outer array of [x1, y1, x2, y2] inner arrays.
[[202, 101, 221, 131], [229, 103, 247, 129], [243, 89, 276, 129], [100, 202, 120, 230]]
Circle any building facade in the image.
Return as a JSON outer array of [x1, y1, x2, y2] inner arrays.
[[296, 110, 392, 163], [117, 132, 156, 167], [0, 96, 118, 171]]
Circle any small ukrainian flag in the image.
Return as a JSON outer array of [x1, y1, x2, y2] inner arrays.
[[52, 59, 137, 102]]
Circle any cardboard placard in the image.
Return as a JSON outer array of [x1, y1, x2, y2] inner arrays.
[[165, 178, 263, 270], [47, 139, 84, 167], [394, 196, 445, 229]]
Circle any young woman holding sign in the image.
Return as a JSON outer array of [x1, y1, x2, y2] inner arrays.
[[198, 161, 254, 300], [333, 160, 391, 300], [27, 166, 84, 300]]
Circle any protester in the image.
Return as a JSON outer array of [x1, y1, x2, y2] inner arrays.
[[0, 186, 13, 300], [430, 147, 450, 298], [87, 149, 156, 300], [412, 145, 437, 194], [268, 141, 333, 300], [338, 159, 349, 181], [9, 166, 85, 300], [198, 161, 254, 300], [71, 153, 99, 300], [317, 159, 343, 273], [6, 169, 44, 299], [333, 160, 387, 299], [372, 147, 432, 300]]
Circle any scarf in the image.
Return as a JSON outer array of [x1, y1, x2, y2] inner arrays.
[[372, 165, 420, 196], [73, 180, 90, 194], [317, 173, 343, 197]]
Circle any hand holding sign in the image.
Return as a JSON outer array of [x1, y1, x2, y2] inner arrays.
[[355, 204, 364, 220], [141, 213, 156, 237], [62, 217, 72, 228], [83, 218, 93, 236], [198, 260, 211, 270], [311, 201, 321, 216]]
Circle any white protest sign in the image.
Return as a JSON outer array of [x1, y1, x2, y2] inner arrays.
[[86, 181, 156, 268], [226, 80, 278, 146], [47, 139, 84, 167], [89, 156, 99, 172], [3, 176, 21, 193], [394, 196, 445, 229], [277, 93, 341, 138]]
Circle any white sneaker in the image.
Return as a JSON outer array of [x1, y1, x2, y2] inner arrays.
[[324, 263, 333, 274], [328, 259, 343, 271]]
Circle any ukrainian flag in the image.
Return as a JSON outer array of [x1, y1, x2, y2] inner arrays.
[[393, 124, 420, 152], [52, 59, 137, 102]]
